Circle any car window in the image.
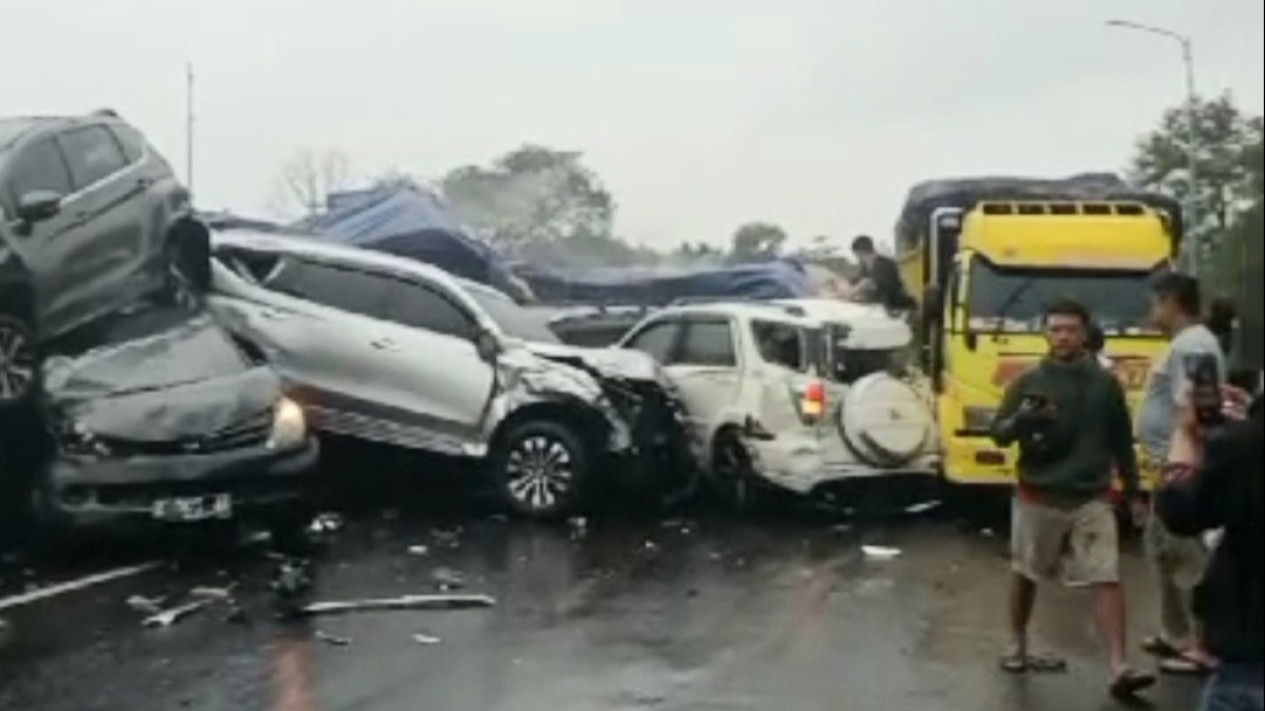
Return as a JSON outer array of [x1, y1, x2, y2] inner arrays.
[[751, 319, 806, 371], [58, 126, 128, 189], [110, 124, 146, 164], [624, 320, 682, 363], [379, 279, 477, 340], [265, 259, 392, 319], [5, 138, 73, 206], [677, 319, 737, 367]]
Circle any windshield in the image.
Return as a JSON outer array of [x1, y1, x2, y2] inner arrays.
[[966, 259, 1164, 334], [466, 285, 562, 344]]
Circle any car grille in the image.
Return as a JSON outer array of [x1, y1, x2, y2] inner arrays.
[[98, 410, 273, 456]]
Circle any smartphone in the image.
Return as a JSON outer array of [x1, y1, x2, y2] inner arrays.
[[1183, 352, 1224, 427], [1019, 393, 1050, 412]]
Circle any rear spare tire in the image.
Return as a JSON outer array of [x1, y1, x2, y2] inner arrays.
[[839, 372, 934, 468]]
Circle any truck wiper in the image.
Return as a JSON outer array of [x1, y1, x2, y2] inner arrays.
[[988, 277, 1037, 342]]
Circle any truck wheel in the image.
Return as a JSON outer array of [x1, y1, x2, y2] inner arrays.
[[492, 420, 589, 519], [0, 314, 38, 412]]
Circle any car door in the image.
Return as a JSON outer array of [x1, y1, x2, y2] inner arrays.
[[54, 124, 144, 326], [657, 317, 743, 439], [0, 136, 79, 335], [235, 257, 403, 438], [371, 276, 497, 454]]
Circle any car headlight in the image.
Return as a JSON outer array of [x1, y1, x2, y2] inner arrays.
[[962, 406, 997, 433], [267, 398, 307, 450]]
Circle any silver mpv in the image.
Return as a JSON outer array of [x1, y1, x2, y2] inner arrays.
[[206, 231, 691, 518]]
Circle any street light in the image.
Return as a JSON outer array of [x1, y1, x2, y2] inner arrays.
[[1106, 19, 1200, 274]]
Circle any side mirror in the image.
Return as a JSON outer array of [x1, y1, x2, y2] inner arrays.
[[475, 330, 500, 362], [16, 190, 63, 224]]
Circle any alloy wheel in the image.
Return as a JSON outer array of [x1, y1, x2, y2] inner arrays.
[[504, 435, 575, 513], [0, 323, 36, 404]]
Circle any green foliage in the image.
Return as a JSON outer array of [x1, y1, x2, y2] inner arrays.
[[440, 145, 617, 253], [730, 222, 788, 261]]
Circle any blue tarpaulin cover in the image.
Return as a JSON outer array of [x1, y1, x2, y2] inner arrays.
[[291, 183, 520, 295], [513, 259, 813, 306]]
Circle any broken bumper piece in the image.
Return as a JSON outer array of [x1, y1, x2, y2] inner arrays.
[[37, 439, 319, 531]]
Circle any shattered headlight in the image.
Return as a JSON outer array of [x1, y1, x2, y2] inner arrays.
[[267, 398, 307, 450]]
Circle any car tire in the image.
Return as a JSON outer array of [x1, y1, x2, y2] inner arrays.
[[711, 430, 758, 512], [492, 420, 589, 520], [0, 314, 39, 413]]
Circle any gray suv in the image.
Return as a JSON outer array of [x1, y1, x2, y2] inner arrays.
[[0, 111, 209, 411]]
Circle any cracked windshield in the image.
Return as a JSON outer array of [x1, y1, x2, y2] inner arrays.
[[1, 2, 1262, 711]]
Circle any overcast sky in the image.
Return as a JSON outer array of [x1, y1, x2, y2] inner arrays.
[[5, 0, 1262, 251]]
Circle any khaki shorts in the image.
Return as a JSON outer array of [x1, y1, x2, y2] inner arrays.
[[1011, 497, 1119, 585]]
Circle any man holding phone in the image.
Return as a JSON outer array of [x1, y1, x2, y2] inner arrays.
[[1137, 273, 1226, 675], [992, 299, 1153, 700], [1157, 385, 1263, 710]]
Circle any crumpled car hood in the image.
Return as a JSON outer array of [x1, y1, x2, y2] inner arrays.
[[58, 367, 279, 443], [523, 342, 664, 384]]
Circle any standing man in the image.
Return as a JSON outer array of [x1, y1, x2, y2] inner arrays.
[[849, 235, 915, 311], [1137, 273, 1224, 675], [992, 298, 1155, 700]]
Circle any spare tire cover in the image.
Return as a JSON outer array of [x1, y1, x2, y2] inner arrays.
[[840, 372, 934, 466]]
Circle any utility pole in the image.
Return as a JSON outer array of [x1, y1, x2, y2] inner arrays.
[[185, 62, 195, 196], [1106, 20, 1199, 274]]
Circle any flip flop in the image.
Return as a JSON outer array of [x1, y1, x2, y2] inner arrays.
[[1109, 669, 1157, 700], [1000, 652, 1068, 674], [1160, 654, 1215, 676], [1142, 636, 1182, 659]]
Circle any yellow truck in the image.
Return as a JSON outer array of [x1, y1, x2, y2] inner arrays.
[[895, 176, 1183, 493]]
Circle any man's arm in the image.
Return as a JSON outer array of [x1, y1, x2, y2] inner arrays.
[[990, 378, 1026, 447], [1155, 420, 1247, 536], [1106, 376, 1141, 497]]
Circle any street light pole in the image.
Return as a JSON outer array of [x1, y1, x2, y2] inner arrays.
[[1106, 20, 1199, 274]]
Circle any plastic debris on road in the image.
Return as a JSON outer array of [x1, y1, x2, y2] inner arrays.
[[142, 597, 216, 628], [407, 545, 429, 556], [904, 501, 941, 515], [297, 594, 496, 618], [431, 568, 466, 591], [861, 546, 902, 561], [315, 630, 352, 646], [412, 633, 442, 645], [126, 595, 166, 615]]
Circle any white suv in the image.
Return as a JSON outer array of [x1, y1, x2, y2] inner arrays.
[[617, 299, 939, 505]]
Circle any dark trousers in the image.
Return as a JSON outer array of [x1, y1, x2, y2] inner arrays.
[[1202, 664, 1264, 711]]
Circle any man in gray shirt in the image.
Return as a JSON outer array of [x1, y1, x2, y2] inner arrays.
[[1137, 273, 1225, 675]]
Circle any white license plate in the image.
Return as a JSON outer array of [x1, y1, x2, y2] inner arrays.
[[151, 494, 233, 522]]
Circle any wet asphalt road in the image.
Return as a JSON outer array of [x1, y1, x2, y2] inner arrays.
[[0, 492, 1206, 711]]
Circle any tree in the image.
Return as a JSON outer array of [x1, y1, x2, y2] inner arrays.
[[439, 145, 616, 254], [273, 149, 352, 218], [1129, 93, 1261, 263], [730, 222, 787, 261]]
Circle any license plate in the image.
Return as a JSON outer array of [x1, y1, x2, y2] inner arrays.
[[151, 494, 233, 522]]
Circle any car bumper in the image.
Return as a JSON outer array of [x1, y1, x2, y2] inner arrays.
[[37, 438, 319, 531], [745, 434, 940, 495]]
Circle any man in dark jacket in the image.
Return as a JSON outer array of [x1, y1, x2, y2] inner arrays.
[[1157, 387, 1263, 711], [991, 298, 1155, 700], [849, 235, 915, 311]]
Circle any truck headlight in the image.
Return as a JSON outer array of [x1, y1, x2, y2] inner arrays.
[[267, 398, 307, 450], [962, 406, 997, 433]]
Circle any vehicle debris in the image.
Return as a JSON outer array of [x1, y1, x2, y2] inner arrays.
[[407, 545, 429, 556], [309, 513, 344, 533], [411, 633, 442, 646], [567, 516, 588, 539], [126, 594, 166, 615], [430, 527, 462, 547], [296, 594, 496, 617], [431, 568, 466, 591], [142, 597, 216, 628], [905, 501, 941, 515], [191, 584, 236, 600], [314, 630, 352, 646], [861, 545, 903, 561]]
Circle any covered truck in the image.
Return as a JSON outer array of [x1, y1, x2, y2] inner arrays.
[[896, 174, 1183, 492]]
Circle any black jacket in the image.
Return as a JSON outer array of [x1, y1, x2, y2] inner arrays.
[[1155, 400, 1264, 664], [857, 256, 914, 310]]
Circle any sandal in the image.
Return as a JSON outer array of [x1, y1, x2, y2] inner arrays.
[[1142, 636, 1182, 659], [1109, 669, 1157, 700], [1000, 652, 1068, 674], [1160, 653, 1216, 676]]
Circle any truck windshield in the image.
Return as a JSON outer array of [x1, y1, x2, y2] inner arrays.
[[966, 260, 1164, 334]]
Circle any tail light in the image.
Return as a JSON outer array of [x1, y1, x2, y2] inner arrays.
[[800, 381, 826, 422]]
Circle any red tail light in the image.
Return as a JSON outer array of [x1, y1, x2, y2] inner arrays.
[[800, 381, 826, 419]]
